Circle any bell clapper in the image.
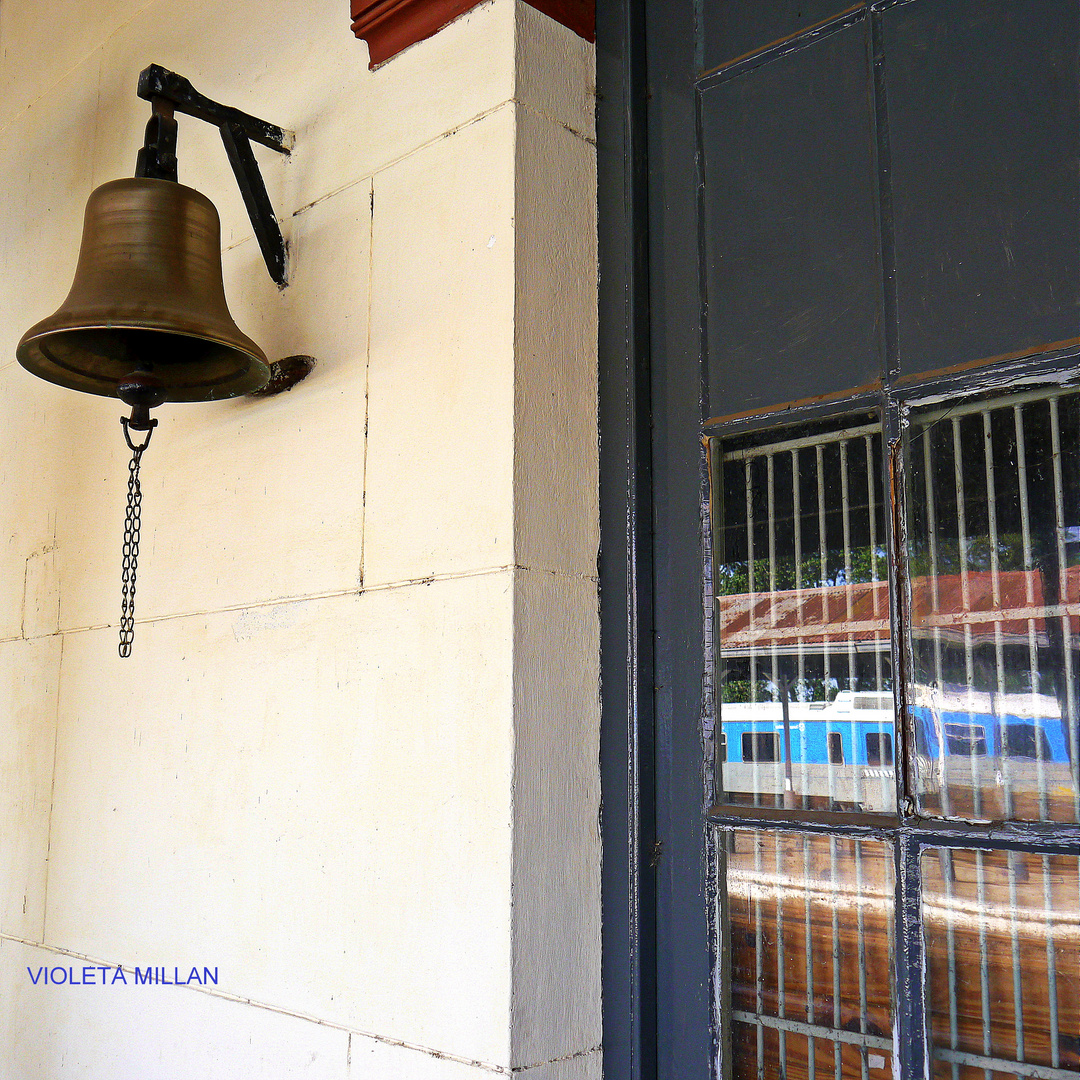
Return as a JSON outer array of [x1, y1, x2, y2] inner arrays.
[[118, 368, 165, 432]]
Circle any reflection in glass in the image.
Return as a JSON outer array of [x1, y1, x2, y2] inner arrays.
[[712, 419, 895, 811], [922, 848, 1080, 1078], [726, 831, 894, 1078], [906, 391, 1080, 823]]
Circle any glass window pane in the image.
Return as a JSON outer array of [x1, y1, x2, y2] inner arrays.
[[886, 0, 1080, 379], [701, 1, 856, 73], [700, 23, 882, 419], [712, 417, 895, 812], [905, 390, 1080, 823], [922, 848, 1080, 1078], [725, 831, 895, 1078]]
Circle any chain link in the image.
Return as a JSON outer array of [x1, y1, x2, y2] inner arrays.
[[119, 418, 154, 658]]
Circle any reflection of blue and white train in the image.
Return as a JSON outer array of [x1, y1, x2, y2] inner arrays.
[[720, 690, 1075, 803], [909, 690, 1071, 763], [721, 692, 897, 770]]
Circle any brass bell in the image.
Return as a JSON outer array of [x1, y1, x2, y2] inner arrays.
[[17, 176, 270, 403], [16, 64, 294, 658]]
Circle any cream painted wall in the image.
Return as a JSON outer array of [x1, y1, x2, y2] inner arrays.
[[0, 2, 599, 1077]]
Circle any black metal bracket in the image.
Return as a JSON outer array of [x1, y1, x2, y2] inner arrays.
[[134, 64, 294, 286]]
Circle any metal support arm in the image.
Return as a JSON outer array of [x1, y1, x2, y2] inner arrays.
[[135, 64, 294, 286]]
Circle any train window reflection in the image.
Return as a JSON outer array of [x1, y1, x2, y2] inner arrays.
[[743, 732, 779, 763], [906, 390, 1080, 824], [943, 723, 987, 757], [865, 732, 893, 767], [828, 732, 844, 765], [712, 416, 895, 812], [1004, 724, 1052, 761]]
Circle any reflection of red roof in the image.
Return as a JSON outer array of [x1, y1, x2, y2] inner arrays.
[[719, 567, 1080, 650], [719, 581, 889, 651]]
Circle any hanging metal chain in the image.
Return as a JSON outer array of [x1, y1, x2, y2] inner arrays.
[[119, 418, 155, 657]]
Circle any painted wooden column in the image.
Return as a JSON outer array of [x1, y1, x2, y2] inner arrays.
[[351, 0, 594, 66]]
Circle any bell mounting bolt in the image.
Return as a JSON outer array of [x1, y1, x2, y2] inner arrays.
[[135, 64, 294, 287]]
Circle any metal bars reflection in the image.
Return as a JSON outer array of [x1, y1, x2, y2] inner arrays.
[[713, 395, 1080, 1080], [922, 848, 1080, 1080], [909, 393, 1080, 1080], [907, 393, 1080, 825], [727, 832, 894, 1080], [716, 420, 893, 812]]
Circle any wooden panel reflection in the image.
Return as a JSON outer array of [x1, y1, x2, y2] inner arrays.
[[923, 849, 1080, 1077], [727, 837, 1080, 1078], [728, 832, 893, 1079]]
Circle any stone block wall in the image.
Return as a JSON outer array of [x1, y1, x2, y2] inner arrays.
[[0, 2, 599, 1075]]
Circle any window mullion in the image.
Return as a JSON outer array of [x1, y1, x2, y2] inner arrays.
[[883, 394, 913, 818], [884, 394, 931, 1080], [894, 833, 931, 1080]]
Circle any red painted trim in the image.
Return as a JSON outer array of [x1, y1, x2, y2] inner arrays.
[[351, 0, 594, 67], [351, 0, 479, 66]]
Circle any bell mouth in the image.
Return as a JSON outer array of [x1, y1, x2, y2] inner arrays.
[[18, 326, 270, 402], [15, 176, 271, 403]]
